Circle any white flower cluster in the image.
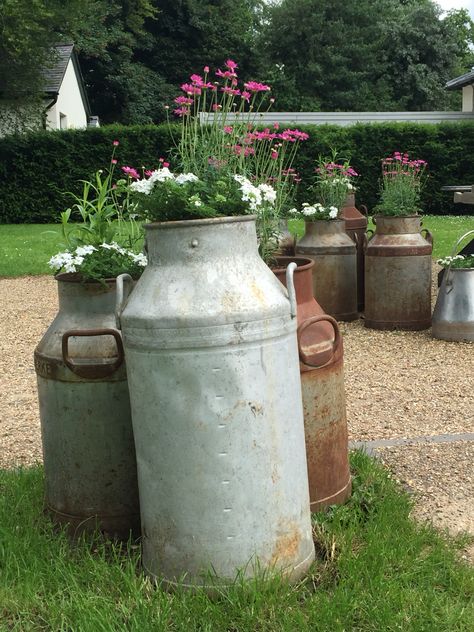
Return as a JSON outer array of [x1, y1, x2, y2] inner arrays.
[[288, 203, 338, 219], [233, 175, 277, 212], [129, 168, 199, 195], [437, 254, 465, 267], [48, 243, 147, 273], [328, 176, 352, 187]]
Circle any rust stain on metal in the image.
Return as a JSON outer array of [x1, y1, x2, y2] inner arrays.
[[270, 523, 302, 565]]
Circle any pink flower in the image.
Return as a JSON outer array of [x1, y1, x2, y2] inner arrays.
[[204, 65, 210, 73], [226, 59, 238, 71], [111, 159, 117, 165], [216, 68, 237, 79], [224, 126, 233, 134], [240, 90, 251, 102], [212, 104, 222, 111], [271, 150, 279, 160], [113, 140, 119, 146], [122, 166, 140, 180], [190, 74, 204, 86], [174, 95, 193, 105], [244, 147, 255, 157], [180, 83, 201, 95], [221, 86, 240, 96], [244, 81, 271, 92], [174, 107, 190, 117], [145, 170, 154, 177], [233, 145, 243, 155], [273, 122, 280, 130]]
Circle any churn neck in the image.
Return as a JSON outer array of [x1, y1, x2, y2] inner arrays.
[[144, 215, 259, 265], [55, 275, 117, 314]]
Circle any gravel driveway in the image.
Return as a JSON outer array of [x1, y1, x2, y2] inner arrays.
[[1, 272, 472, 558]]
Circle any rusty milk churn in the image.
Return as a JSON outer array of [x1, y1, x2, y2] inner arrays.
[[116, 216, 315, 589], [34, 275, 140, 538], [273, 256, 351, 512], [340, 193, 368, 312], [364, 215, 432, 330], [432, 230, 474, 342], [296, 218, 358, 321]]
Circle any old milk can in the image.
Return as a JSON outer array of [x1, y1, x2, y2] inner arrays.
[[34, 275, 140, 538], [116, 216, 315, 589], [432, 230, 474, 341], [273, 257, 351, 512], [364, 215, 432, 330], [296, 218, 358, 321], [341, 193, 368, 312]]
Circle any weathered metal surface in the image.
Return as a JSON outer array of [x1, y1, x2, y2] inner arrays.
[[273, 256, 351, 512], [432, 230, 474, 341], [275, 219, 296, 256], [118, 217, 314, 588], [341, 193, 368, 311], [364, 216, 432, 330], [34, 275, 139, 539], [296, 219, 358, 321]]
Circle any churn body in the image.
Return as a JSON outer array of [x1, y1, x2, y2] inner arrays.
[[364, 216, 432, 330], [118, 217, 315, 588], [341, 193, 368, 312], [296, 219, 358, 321], [34, 276, 139, 538], [273, 257, 351, 511]]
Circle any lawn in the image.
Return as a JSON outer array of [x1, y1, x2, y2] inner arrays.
[[0, 215, 473, 277], [1, 451, 473, 631]]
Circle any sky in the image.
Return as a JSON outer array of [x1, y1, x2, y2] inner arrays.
[[436, 0, 474, 19]]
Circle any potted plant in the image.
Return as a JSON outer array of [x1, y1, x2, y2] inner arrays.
[[116, 60, 315, 589], [34, 143, 146, 539], [432, 230, 474, 341], [294, 153, 359, 320], [365, 152, 433, 330]]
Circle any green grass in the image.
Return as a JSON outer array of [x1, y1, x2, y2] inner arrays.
[[1, 451, 473, 631], [0, 216, 473, 277]]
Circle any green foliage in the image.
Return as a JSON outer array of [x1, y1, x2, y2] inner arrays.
[[259, 0, 473, 112], [2, 121, 474, 224]]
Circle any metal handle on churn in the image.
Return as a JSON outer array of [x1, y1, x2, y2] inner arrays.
[[115, 273, 133, 329], [297, 315, 341, 368], [285, 262, 298, 318], [62, 328, 125, 378]]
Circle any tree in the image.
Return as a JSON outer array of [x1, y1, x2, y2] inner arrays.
[[258, 0, 474, 111]]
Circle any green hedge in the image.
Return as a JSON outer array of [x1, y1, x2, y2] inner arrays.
[[1, 121, 474, 223]]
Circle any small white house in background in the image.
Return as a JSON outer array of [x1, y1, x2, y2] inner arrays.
[[0, 43, 95, 137], [445, 68, 474, 112], [44, 43, 92, 130]]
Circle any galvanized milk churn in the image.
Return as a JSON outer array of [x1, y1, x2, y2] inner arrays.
[[34, 275, 140, 538], [296, 219, 358, 321], [340, 193, 368, 312], [364, 216, 432, 330], [116, 216, 315, 588], [273, 257, 351, 512], [432, 230, 474, 341]]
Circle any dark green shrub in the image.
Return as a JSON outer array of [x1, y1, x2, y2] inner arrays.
[[1, 121, 474, 223]]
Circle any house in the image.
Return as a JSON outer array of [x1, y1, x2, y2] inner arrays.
[[0, 43, 95, 136], [445, 68, 474, 112]]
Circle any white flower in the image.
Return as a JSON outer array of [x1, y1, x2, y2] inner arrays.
[[302, 205, 317, 216], [100, 242, 126, 255], [175, 172, 199, 185], [288, 208, 298, 215], [328, 207, 338, 219], [48, 252, 74, 271], [130, 178, 154, 195], [257, 183, 277, 205], [148, 167, 175, 183], [193, 200, 202, 207], [131, 253, 148, 267], [75, 245, 96, 256]]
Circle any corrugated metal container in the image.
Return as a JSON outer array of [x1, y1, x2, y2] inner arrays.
[[432, 230, 474, 341], [117, 216, 315, 589], [296, 219, 358, 321], [34, 275, 139, 538], [364, 216, 432, 330], [340, 193, 368, 311], [273, 257, 351, 512]]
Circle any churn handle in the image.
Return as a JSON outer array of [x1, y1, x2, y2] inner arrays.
[[445, 229, 474, 293], [363, 229, 374, 252], [62, 328, 125, 378], [359, 204, 368, 216], [421, 228, 433, 245], [297, 315, 341, 368], [285, 262, 298, 319], [115, 273, 133, 329]]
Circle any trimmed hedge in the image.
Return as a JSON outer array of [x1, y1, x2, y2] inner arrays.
[[1, 121, 474, 223]]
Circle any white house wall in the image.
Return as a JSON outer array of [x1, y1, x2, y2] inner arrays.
[[462, 85, 474, 112], [46, 58, 88, 130]]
